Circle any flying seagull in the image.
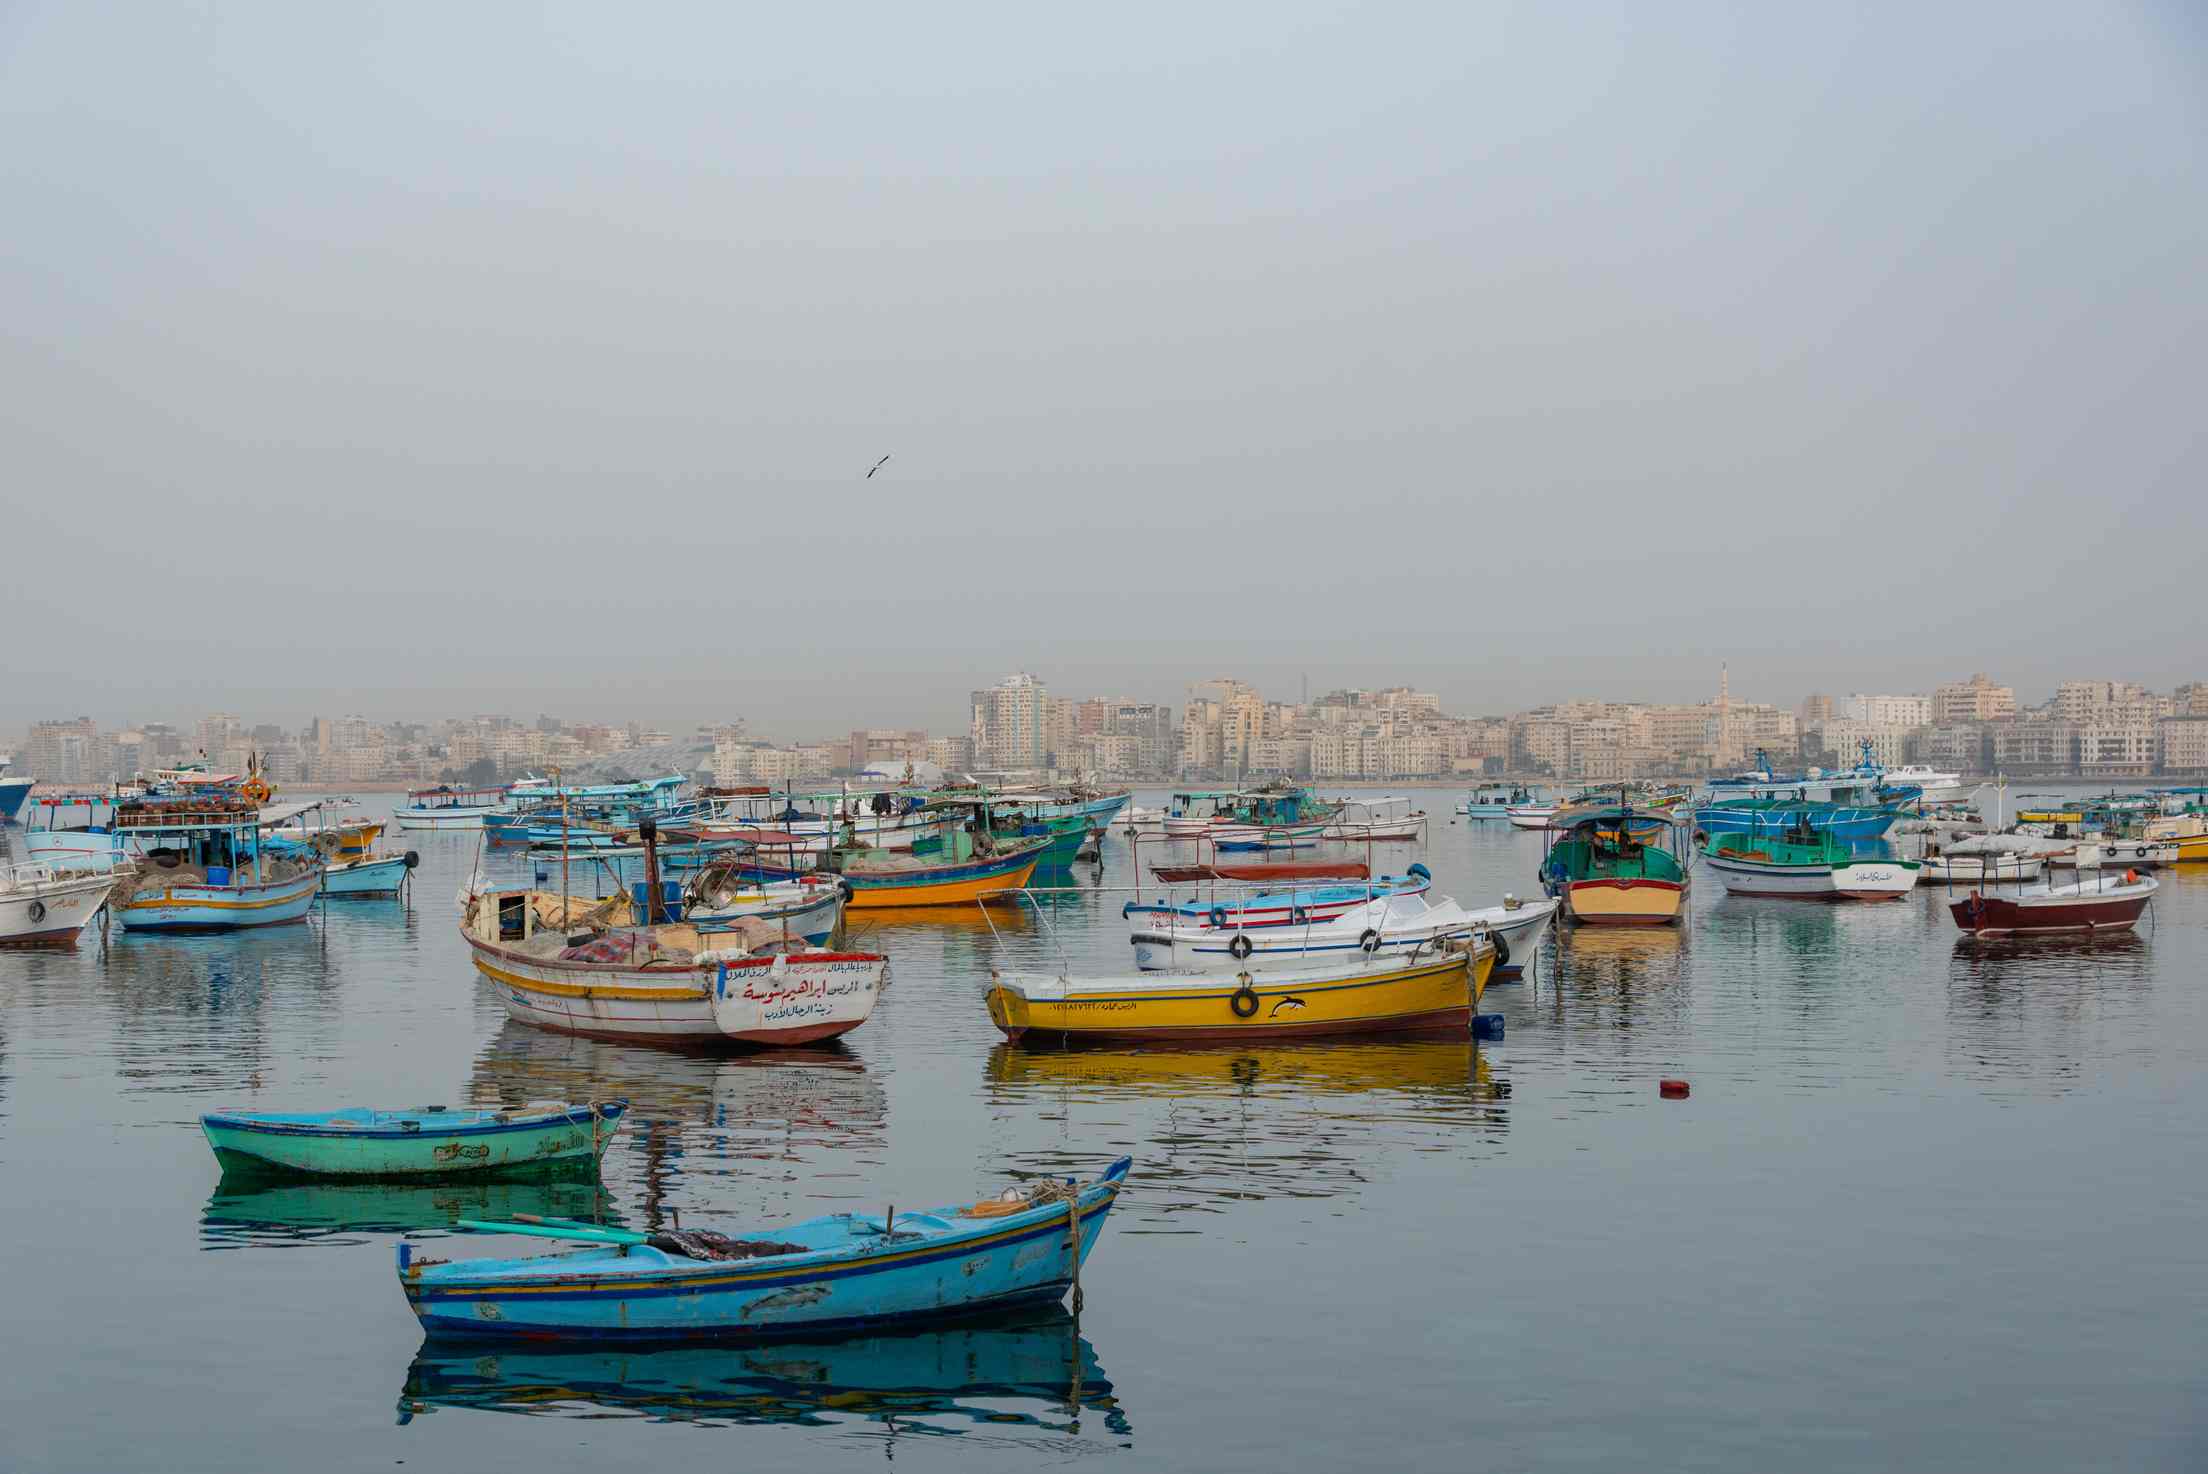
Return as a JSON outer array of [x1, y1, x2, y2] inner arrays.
[[866, 454, 891, 479]]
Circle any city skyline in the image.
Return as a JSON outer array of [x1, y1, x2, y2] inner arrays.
[[7, 660, 2202, 748], [15, 668, 2207, 788]]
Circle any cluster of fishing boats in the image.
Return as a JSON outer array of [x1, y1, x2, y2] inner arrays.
[[1476, 751, 2191, 936], [16, 751, 2188, 1357]]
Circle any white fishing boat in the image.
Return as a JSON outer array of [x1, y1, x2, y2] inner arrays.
[[459, 885, 885, 1046], [1505, 802, 1559, 830], [1132, 890, 1557, 978], [394, 786, 512, 830], [682, 864, 847, 945], [1118, 805, 1169, 836], [1320, 796, 1429, 842], [2094, 837, 2181, 868], [1882, 765, 1967, 805], [1701, 830, 1919, 900], [0, 858, 131, 946], [1918, 853, 2044, 884], [1208, 821, 1325, 852]]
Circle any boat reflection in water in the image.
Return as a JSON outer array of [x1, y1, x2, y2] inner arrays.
[[468, 1021, 886, 1151], [202, 1172, 618, 1249], [1945, 929, 2151, 1095], [467, 1021, 887, 1219], [986, 1038, 1504, 1213], [397, 1306, 1128, 1439]]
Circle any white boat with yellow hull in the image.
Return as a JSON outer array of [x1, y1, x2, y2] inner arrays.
[[461, 887, 884, 1047]]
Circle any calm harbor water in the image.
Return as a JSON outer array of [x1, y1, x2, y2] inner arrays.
[[2, 787, 2203, 1471]]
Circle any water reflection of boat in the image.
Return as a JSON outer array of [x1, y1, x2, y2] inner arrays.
[[986, 1036, 1496, 1100], [985, 1039, 1504, 1212], [396, 1306, 1126, 1435], [468, 1021, 887, 1149], [202, 1173, 619, 1246]]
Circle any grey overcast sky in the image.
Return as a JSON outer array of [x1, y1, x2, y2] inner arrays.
[[5, 2, 2204, 739]]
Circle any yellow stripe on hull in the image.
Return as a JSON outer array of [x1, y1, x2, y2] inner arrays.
[[471, 954, 706, 1004], [1565, 880, 1685, 925], [987, 952, 1484, 1043], [844, 859, 1040, 909]]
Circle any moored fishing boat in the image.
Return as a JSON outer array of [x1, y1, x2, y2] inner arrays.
[[1208, 821, 1325, 852], [682, 861, 847, 944], [1320, 796, 1428, 842], [1117, 804, 1169, 836], [266, 808, 421, 897], [1540, 805, 1689, 925], [395, 785, 513, 830], [0, 754, 32, 826], [987, 945, 1486, 1044], [202, 1101, 627, 1178], [1695, 745, 1916, 841], [1702, 826, 1919, 900], [1918, 852, 2044, 885], [109, 795, 322, 932], [398, 1157, 1132, 1341], [830, 822, 1048, 909], [0, 857, 131, 946], [461, 826, 885, 1047], [1884, 764, 1967, 805], [1121, 864, 1430, 930], [1504, 801, 1559, 829], [1147, 858, 1368, 884], [1949, 871, 2157, 935], [1132, 890, 1555, 976], [1459, 783, 1542, 819]]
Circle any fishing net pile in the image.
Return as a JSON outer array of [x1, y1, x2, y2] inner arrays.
[[648, 1231, 807, 1261]]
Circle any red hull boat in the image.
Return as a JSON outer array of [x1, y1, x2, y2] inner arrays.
[[1950, 872, 2157, 935], [1148, 860, 1370, 885]]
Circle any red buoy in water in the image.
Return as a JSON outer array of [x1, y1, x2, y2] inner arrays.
[[1659, 1078, 1690, 1098]]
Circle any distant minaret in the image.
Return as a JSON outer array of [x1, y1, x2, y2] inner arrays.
[[1719, 661, 1731, 716]]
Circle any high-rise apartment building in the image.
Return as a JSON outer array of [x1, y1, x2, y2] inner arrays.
[[969, 673, 1049, 771]]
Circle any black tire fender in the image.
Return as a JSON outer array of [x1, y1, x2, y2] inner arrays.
[[1229, 983, 1260, 1018], [27, 899, 47, 924], [1228, 933, 1254, 960], [1490, 931, 1510, 968], [1359, 928, 1382, 953]]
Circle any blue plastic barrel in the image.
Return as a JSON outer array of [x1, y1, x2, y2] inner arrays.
[[1472, 1013, 1505, 1042]]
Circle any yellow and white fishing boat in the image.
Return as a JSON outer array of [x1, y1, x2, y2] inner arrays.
[[985, 939, 1491, 1046]]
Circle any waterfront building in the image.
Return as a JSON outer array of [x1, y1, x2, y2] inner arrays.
[[1932, 674, 2016, 725]]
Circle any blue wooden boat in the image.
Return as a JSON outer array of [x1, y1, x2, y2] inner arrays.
[[203, 1101, 627, 1178], [399, 1157, 1132, 1340], [111, 794, 325, 932]]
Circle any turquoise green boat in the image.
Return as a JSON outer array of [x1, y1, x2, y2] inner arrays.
[[200, 1101, 627, 1179]]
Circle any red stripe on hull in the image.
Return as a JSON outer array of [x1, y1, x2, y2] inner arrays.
[[0, 929, 85, 948]]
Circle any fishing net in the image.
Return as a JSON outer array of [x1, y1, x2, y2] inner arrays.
[[648, 1231, 807, 1261]]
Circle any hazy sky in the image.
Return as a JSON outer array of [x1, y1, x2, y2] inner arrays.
[[5, 3, 2204, 740]]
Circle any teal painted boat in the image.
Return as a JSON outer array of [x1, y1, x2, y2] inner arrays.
[[202, 1100, 627, 1178]]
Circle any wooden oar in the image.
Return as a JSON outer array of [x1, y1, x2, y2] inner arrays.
[[455, 1217, 648, 1246]]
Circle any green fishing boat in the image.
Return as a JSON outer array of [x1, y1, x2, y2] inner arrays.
[[201, 1101, 627, 1178]]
